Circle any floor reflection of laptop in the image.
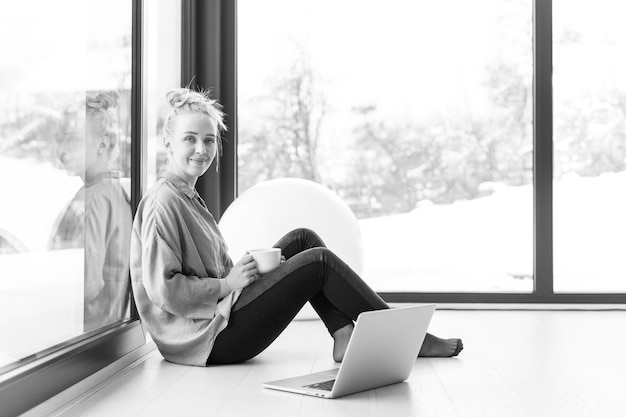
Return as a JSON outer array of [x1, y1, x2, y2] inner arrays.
[[263, 304, 436, 399]]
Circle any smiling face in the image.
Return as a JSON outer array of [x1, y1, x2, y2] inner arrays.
[[164, 112, 218, 187]]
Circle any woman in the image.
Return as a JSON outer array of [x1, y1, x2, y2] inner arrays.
[[51, 91, 132, 332], [130, 88, 463, 367]]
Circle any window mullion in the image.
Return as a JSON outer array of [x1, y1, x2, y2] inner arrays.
[[533, 0, 554, 296]]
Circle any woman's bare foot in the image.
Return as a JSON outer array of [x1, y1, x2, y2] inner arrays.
[[332, 323, 354, 362], [418, 333, 463, 357]]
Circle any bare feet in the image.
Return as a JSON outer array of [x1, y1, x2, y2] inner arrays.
[[332, 323, 354, 362], [418, 333, 463, 357]]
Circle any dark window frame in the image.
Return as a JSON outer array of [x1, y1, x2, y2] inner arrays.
[[205, 0, 625, 305], [0, 1, 147, 415]]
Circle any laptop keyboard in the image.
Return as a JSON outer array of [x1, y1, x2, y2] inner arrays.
[[304, 379, 335, 391]]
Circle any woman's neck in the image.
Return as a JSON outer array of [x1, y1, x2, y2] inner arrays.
[[166, 168, 197, 189], [83, 170, 112, 187]]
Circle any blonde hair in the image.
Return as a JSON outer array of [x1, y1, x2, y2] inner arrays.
[[86, 91, 120, 162], [58, 90, 121, 162], [163, 87, 227, 168]]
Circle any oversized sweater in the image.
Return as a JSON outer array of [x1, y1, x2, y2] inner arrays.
[[130, 171, 241, 366]]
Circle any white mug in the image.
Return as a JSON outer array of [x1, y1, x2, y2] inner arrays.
[[249, 248, 281, 274]]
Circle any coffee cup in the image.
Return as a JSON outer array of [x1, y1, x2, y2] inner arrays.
[[249, 248, 281, 274]]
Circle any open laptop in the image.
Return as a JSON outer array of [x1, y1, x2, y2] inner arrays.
[[263, 304, 436, 399]]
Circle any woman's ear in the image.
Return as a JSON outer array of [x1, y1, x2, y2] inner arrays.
[[98, 136, 111, 156], [163, 136, 172, 154]]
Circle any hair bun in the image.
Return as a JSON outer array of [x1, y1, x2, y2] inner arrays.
[[166, 87, 207, 109], [87, 90, 120, 110]]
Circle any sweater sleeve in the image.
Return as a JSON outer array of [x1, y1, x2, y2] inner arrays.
[[139, 192, 230, 320], [84, 191, 108, 302]]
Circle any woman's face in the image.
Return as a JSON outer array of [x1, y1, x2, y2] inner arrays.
[[165, 112, 218, 186], [56, 117, 88, 178], [56, 117, 105, 180]]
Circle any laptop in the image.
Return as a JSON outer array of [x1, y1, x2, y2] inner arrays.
[[262, 304, 436, 399]]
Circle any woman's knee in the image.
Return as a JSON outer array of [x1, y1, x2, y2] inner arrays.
[[292, 227, 326, 247], [283, 247, 335, 276], [307, 247, 337, 265]]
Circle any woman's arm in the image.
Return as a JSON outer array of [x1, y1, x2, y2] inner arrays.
[[137, 189, 258, 319], [136, 188, 233, 319], [84, 194, 107, 301], [141, 233, 229, 319]]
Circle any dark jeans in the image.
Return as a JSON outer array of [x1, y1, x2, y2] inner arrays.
[[206, 228, 389, 365]]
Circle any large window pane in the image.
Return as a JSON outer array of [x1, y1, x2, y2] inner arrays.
[[553, 0, 626, 293], [0, 0, 132, 371], [238, 0, 533, 293]]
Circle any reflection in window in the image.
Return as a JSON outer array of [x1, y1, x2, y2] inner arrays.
[[0, 0, 132, 371], [238, 0, 533, 293], [553, 0, 626, 293], [50, 92, 132, 332]]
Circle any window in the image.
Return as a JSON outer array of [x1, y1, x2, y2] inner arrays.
[[238, 0, 534, 293], [236, 0, 625, 303], [553, 0, 626, 293], [0, 1, 147, 414], [0, 0, 133, 373]]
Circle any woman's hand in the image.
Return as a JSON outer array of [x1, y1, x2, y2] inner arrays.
[[224, 254, 258, 291]]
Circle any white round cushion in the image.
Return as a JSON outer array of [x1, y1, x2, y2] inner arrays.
[[219, 178, 364, 320]]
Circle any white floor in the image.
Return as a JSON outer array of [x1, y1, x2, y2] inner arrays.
[[55, 310, 626, 417]]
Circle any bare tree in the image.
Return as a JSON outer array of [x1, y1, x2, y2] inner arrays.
[[238, 42, 327, 191]]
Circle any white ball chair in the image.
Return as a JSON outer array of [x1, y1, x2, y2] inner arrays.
[[219, 178, 365, 320]]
